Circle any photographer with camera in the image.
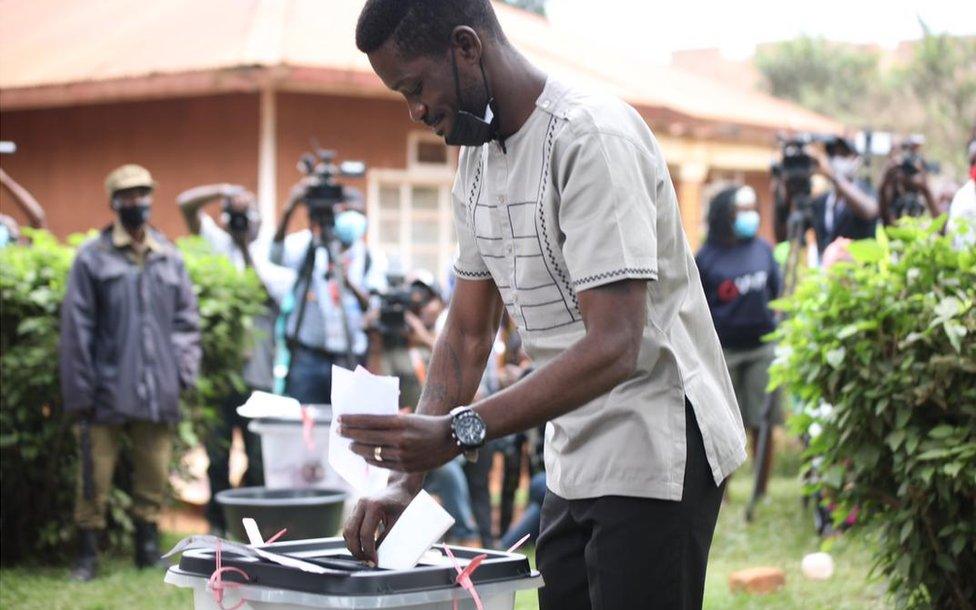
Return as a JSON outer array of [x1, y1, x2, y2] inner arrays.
[[176, 183, 283, 535], [271, 163, 377, 404], [878, 138, 941, 227], [809, 137, 879, 255], [367, 268, 443, 408], [775, 136, 879, 258]]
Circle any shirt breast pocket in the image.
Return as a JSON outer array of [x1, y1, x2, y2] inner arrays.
[[94, 260, 130, 308], [151, 263, 183, 312]]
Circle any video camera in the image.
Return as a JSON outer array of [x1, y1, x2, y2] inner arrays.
[[894, 136, 940, 177], [296, 145, 366, 228], [376, 271, 438, 348], [886, 136, 939, 220], [771, 133, 852, 199], [222, 199, 257, 235]]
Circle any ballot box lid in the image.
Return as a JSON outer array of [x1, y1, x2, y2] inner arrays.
[[176, 537, 534, 596]]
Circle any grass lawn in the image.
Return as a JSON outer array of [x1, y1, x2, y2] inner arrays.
[[1, 464, 889, 609]]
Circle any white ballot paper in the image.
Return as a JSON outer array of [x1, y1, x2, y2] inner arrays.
[[328, 365, 399, 495], [236, 391, 302, 420], [377, 489, 456, 570]]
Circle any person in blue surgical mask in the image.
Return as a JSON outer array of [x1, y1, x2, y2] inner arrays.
[[270, 184, 381, 404], [696, 185, 782, 465]]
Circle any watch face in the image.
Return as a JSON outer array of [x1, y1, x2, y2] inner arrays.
[[455, 412, 486, 447]]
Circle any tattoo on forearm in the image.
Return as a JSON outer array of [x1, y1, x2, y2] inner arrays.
[[419, 342, 464, 413]]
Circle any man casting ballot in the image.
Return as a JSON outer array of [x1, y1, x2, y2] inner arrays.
[[340, 1, 746, 608]]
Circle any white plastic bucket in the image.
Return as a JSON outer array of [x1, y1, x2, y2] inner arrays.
[[248, 417, 342, 491]]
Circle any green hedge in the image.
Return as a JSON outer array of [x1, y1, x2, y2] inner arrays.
[[0, 230, 266, 563], [769, 217, 976, 610]]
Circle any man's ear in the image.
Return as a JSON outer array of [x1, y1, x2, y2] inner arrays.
[[451, 26, 482, 65]]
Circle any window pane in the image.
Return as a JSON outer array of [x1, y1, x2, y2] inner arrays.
[[379, 218, 400, 243], [412, 218, 439, 244], [379, 186, 400, 211], [412, 249, 440, 274], [412, 186, 438, 211]]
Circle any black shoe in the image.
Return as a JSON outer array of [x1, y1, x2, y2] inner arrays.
[[70, 529, 99, 582], [133, 521, 167, 569]]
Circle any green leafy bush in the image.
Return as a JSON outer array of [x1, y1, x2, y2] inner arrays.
[[0, 230, 266, 563], [769, 217, 976, 609]]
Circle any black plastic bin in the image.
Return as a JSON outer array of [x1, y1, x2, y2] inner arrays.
[[215, 487, 346, 542]]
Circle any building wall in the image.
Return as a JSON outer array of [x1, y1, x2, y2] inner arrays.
[[1, 89, 775, 253], [0, 94, 260, 239]]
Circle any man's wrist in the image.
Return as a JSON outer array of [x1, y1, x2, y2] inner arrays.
[[449, 406, 487, 461], [392, 472, 425, 496]]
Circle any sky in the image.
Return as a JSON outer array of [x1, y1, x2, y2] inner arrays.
[[545, 0, 976, 63]]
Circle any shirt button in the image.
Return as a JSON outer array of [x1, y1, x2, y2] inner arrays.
[[541, 99, 550, 108], [506, 244, 514, 254], [512, 294, 519, 304], [497, 195, 506, 204]]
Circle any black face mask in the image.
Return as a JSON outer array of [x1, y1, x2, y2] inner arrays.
[[117, 204, 151, 231], [444, 47, 498, 147]]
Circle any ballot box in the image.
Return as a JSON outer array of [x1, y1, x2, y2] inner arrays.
[[164, 537, 543, 610]]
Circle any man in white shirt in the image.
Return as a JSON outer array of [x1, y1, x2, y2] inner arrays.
[[339, 2, 746, 609]]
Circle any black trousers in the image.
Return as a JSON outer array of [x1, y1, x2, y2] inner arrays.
[[536, 400, 725, 610]]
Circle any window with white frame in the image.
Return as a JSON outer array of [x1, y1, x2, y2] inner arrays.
[[370, 178, 457, 278], [367, 134, 459, 282]]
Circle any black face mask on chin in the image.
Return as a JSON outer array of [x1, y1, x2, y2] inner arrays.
[[444, 46, 498, 148]]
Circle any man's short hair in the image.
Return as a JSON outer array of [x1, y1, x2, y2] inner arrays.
[[356, 0, 505, 58]]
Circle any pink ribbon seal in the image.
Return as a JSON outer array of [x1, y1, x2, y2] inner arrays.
[[443, 533, 532, 610], [300, 405, 315, 451], [208, 539, 250, 610]]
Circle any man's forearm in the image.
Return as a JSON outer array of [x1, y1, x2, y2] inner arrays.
[[392, 322, 494, 493], [415, 326, 493, 416], [471, 330, 636, 442], [176, 184, 226, 234], [0, 170, 46, 228]]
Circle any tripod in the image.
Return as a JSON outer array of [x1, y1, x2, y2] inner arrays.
[[283, 217, 359, 390], [745, 193, 812, 522]]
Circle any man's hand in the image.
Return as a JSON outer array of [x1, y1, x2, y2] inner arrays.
[[810, 148, 835, 181], [342, 483, 416, 564], [404, 311, 436, 349], [286, 176, 320, 209], [338, 412, 458, 473]]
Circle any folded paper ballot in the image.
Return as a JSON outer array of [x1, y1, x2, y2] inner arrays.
[[328, 365, 399, 494], [377, 489, 456, 570]]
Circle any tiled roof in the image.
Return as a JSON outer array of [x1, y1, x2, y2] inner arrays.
[[0, 0, 841, 133]]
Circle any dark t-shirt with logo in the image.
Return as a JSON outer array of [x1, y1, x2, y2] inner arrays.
[[695, 238, 781, 350]]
